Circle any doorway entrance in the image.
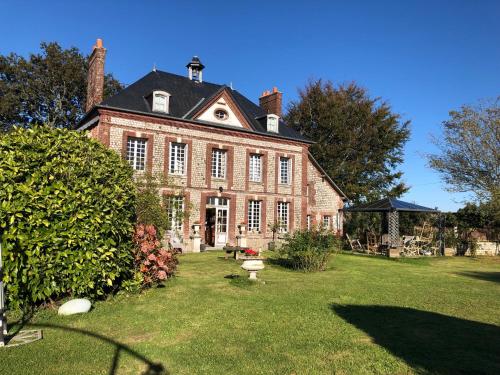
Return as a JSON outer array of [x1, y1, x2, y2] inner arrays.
[[205, 197, 229, 247]]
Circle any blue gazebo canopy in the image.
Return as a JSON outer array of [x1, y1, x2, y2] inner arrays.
[[343, 198, 439, 213]]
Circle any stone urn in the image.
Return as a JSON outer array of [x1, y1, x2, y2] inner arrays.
[[192, 223, 201, 235], [241, 259, 265, 280]]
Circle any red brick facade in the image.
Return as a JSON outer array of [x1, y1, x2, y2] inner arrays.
[[83, 106, 345, 251]]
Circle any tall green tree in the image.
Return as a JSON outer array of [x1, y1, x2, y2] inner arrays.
[[0, 42, 122, 131], [427, 98, 499, 204], [286, 80, 410, 202]]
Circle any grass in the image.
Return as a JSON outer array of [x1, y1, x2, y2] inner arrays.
[[2, 252, 500, 374]]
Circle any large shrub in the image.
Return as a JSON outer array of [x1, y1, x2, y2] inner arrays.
[[278, 229, 341, 272], [0, 126, 136, 308]]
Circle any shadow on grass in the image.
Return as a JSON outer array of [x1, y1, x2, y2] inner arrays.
[[456, 271, 500, 284], [266, 257, 294, 270], [22, 322, 167, 375], [332, 304, 500, 374]]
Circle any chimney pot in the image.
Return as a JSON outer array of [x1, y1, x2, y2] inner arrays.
[[96, 38, 103, 48], [259, 87, 283, 117]]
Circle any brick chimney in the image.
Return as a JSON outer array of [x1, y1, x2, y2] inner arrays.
[[86, 38, 106, 112], [259, 87, 282, 117]]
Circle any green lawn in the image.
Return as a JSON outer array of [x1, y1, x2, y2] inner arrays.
[[2, 252, 500, 374]]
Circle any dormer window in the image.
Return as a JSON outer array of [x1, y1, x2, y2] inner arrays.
[[152, 91, 170, 113], [266, 114, 279, 133]]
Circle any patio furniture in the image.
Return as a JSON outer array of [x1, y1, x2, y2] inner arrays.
[[167, 231, 185, 254], [401, 235, 420, 256], [366, 232, 379, 254], [346, 234, 364, 252], [223, 246, 249, 259]]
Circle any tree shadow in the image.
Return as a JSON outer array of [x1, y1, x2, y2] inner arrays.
[[331, 304, 500, 374], [21, 322, 168, 375], [455, 271, 500, 284]]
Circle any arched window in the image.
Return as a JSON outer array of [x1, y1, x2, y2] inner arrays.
[[152, 91, 170, 113]]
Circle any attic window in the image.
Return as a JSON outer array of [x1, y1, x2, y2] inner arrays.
[[266, 114, 279, 133], [214, 109, 228, 121], [152, 91, 170, 113]]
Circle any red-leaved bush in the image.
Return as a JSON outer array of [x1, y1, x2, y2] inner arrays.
[[132, 224, 178, 286]]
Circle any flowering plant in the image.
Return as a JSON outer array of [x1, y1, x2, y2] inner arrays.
[[132, 224, 178, 287], [244, 249, 258, 257]]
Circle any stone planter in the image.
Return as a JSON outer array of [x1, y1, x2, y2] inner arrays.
[[241, 259, 265, 280]]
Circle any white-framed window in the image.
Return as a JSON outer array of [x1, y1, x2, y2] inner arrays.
[[126, 137, 147, 171], [165, 196, 184, 233], [307, 215, 311, 230], [152, 91, 170, 113], [249, 154, 262, 182], [169, 142, 186, 175], [279, 157, 291, 185], [214, 108, 229, 121], [323, 215, 331, 230], [248, 200, 262, 232], [267, 114, 279, 133], [277, 201, 289, 233], [211, 149, 227, 179]]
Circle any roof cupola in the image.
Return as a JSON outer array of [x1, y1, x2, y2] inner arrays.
[[186, 56, 205, 83]]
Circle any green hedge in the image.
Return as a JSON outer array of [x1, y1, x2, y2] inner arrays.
[[0, 126, 136, 308]]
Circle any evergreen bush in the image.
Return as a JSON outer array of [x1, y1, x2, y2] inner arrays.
[[0, 126, 136, 308]]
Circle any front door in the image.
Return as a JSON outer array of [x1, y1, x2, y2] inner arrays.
[[215, 207, 228, 246], [206, 197, 230, 248]]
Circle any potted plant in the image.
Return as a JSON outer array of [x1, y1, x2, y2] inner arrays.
[[268, 221, 281, 251]]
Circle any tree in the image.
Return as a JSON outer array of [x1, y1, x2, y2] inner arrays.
[[0, 42, 122, 131], [0, 126, 136, 308], [285, 80, 410, 202], [427, 98, 500, 203]]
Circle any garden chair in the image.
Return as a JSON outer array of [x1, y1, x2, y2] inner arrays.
[[346, 234, 364, 252], [366, 232, 379, 254], [401, 235, 420, 256], [167, 230, 185, 254]]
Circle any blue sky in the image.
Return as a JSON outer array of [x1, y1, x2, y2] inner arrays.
[[1, 0, 499, 211]]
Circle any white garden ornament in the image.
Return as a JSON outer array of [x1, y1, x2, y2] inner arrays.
[[241, 259, 265, 280], [58, 298, 92, 316]]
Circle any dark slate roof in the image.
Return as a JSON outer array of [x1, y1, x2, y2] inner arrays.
[[343, 198, 439, 213], [98, 70, 310, 143]]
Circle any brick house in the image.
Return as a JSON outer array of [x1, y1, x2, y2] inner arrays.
[[78, 39, 347, 251]]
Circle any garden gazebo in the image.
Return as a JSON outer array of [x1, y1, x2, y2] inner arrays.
[[343, 197, 440, 255]]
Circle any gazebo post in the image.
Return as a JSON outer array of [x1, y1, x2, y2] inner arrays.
[[387, 210, 400, 257]]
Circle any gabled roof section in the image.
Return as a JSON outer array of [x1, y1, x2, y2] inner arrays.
[[96, 69, 311, 143], [190, 87, 253, 130]]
